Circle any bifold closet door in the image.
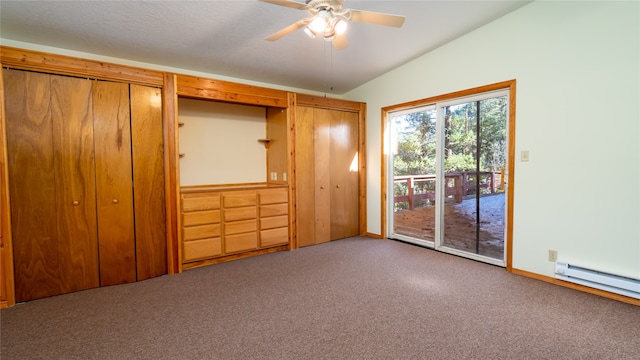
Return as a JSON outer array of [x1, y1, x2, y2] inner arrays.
[[329, 110, 359, 240], [130, 84, 167, 280], [295, 106, 359, 247], [5, 70, 100, 301], [92, 81, 136, 286]]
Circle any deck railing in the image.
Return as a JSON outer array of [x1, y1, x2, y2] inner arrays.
[[394, 171, 504, 210]]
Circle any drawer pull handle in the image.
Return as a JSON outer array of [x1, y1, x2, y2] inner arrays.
[[320, 186, 325, 189], [112, 199, 119, 204], [336, 185, 340, 188], [72, 200, 80, 206]]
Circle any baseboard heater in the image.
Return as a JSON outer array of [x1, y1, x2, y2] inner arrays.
[[555, 261, 640, 300]]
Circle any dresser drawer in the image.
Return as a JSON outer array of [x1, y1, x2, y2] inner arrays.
[[224, 219, 257, 235], [258, 188, 288, 204], [259, 203, 288, 217], [260, 215, 288, 230], [182, 210, 220, 226], [224, 206, 257, 222], [260, 227, 289, 247], [222, 190, 257, 208], [183, 224, 221, 241], [225, 232, 258, 253], [183, 237, 222, 262], [182, 193, 220, 212]]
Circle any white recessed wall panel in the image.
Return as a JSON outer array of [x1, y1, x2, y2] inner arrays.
[[178, 98, 267, 186]]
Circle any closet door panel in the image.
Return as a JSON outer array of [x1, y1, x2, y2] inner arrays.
[[93, 81, 136, 286], [51, 75, 100, 293], [295, 106, 315, 247], [5, 70, 61, 301], [314, 108, 331, 244], [330, 111, 359, 240], [130, 84, 167, 280]]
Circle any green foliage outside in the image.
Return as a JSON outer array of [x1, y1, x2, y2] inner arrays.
[[392, 97, 507, 210]]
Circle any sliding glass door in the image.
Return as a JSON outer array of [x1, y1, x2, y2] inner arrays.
[[387, 90, 509, 265]]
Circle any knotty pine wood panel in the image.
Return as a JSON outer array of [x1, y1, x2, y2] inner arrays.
[[266, 108, 288, 185], [296, 93, 363, 112], [0, 64, 15, 308], [314, 108, 332, 244], [329, 110, 359, 240], [176, 75, 288, 107], [0, 46, 163, 87], [4, 70, 63, 301], [130, 84, 167, 280], [92, 81, 136, 286], [51, 74, 100, 295], [294, 106, 316, 247]]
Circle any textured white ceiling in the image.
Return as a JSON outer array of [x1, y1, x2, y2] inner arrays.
[[0, 1, 531, 95]]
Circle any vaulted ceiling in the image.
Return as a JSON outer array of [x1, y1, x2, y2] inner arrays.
[[0, 1, 531, 94]]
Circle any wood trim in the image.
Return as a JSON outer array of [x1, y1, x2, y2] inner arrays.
[[505, 80, 517, 271], [379, 80, 516, 271], [0, 64, 16, 308], [163, 73, 180, 274], [0, 46, 163, 87], [358, 102, 367, 235], [381, 80, 517, 113], [176, 74, 288, 107], [511, 268, 640, 306], [380, 106, 388, 239], [287, 93, 298, 250], [296, 93, 363, 112]]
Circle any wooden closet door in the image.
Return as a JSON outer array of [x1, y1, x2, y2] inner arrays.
[[330, 110, 359, 240], [314, 108, 332, 244], [295, 106, 316, 247], [5, 70, 61, 301], [92, 81, 136, 286], [51, 75, 100, 295], [130, 84, 167, 280]]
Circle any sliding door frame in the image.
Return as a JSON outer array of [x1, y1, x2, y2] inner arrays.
[[381, 80, 516, 270]]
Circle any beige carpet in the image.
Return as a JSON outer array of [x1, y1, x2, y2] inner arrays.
[[1, 237, 638, 359]]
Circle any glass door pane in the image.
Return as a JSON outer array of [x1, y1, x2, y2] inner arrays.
[[440, 97, 507, 260], [389, 106, 437, 246]]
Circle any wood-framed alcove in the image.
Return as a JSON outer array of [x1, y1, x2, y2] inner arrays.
[[0, 46, 367, 307]]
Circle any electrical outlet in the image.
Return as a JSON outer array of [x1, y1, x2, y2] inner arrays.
[[282, 172, 287, 182], [521, 150, 530, 162], [548, 249, 558, 262], [270, 172, 277, 181]]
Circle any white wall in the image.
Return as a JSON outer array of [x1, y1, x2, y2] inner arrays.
[[178, 98, 267, 186], [345, 1, 640, 278]]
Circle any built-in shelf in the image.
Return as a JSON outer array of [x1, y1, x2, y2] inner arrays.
[[258, 138, 272, 148]]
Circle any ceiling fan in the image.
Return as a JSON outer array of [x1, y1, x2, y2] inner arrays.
[[260, 0, 405, 50]]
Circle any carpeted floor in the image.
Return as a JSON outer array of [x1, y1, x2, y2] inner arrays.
[[1, 237, 638, 359]]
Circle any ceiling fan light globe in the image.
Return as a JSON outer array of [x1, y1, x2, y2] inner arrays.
[[333, 18, 348, 35], [309, 14, 327, 33]]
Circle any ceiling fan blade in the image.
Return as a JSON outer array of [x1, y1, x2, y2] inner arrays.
[[332, 34, 349, 50], [259, 0, 308, 10], [265, 19, 309, 41], [349, 9, 406, 28]]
